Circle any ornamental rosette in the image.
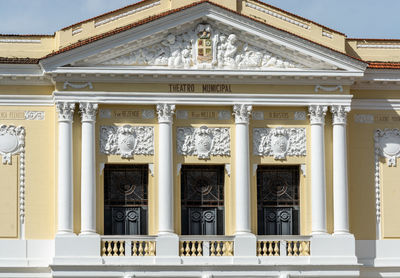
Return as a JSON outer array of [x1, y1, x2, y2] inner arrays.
[[56, 102, 75, 121], [308, 105, 327, 125], [331, 105, 350, 125], [233, 104, 252, 124], [157, 103, 176, 123], [79, 102, 98, 122]]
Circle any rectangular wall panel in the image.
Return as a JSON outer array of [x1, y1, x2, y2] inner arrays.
[[0, 162, 18, 237]]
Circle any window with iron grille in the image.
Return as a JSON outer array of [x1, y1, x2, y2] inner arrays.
[[181, 165, 224, 235], [257, 165, 300, 235], [104, 164, 148, 235]]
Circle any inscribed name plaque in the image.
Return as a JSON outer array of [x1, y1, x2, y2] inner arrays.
[[169, 83, 233, 93]]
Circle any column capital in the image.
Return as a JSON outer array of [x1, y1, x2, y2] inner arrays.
[[56, 102, 75, 122], [79, 102, 98, 122], [331, 105, 351, 125], [308, 105, 328, 125], [157, 103, 175, 123], [233, 104, 252, 124]]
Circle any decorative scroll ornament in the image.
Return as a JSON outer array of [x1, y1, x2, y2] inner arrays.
[[331, 105, 351, 125], [308, 105, 328, 124], [374, 129, 400, 167], [100, 125, 154, 158], [24, 111, 45, 120], [314, 85, 343, 93], [233, 104, 253, 124], [63, 81, 93, 90], [156, 103, 176, 123], [100, 24, 304, 70], [56, 102, 75, 121], [177, 126, 230, 159], [79, 103, 98, 122], [253, 127, 306, 160]]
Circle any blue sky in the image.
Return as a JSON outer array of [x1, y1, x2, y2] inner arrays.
[[1, 0, 399, 39]]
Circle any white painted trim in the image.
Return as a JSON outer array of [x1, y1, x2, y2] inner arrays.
[[352, 99, 400, 110], [357, 44, 400, 49], [0, 95, 53, 106], [50, 67, 364, 78], [0, 39, 41, 44], [39, 3, 366, 72], [94, 1, 161, 27], [245, 2, 310, 30], [53, 91, 353, 106]]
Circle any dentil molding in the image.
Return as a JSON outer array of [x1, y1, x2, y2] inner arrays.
[[253, 127, 306, 160], [177, 126, 231, 159], [100, 125, 154, 158]]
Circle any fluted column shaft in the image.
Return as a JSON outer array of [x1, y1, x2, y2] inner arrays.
[[309, 105, 328, 235], [56, 102, 75, 235], [157, 104, 176, 234], [233, 104, 252, 234], [80, 103, 98, 235], [331, 105, 351, 234]]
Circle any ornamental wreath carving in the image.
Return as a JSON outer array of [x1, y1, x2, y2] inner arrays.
[[253, 127, 306, 160], [100, 125, 154, 158], [0, 125, 25, 165], [101, 23, 303, 70], [374, 128, 400, 167], [177, 126, 230, 159]]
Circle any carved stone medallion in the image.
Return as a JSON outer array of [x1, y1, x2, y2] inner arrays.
[[375, 129, 400, 167], [253, 127, 306, 160], [0, 125, 25, 164], [100, 125, 154, 158], [177, 126, 230, 159]]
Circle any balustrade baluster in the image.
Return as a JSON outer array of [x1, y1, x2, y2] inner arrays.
[[138, 241, 144, 256], [274, 241, 279, 256], [216, 241, 222, 256], [287, 241, 293, 256], [210, 241, 216, 256], [112, 241, 118, 256], [293, 241, 299, 256], [197, 241, 203, 256]]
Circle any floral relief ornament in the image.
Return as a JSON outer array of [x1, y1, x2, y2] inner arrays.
[[100, 125, 154, 159], [177, 126, 230, 159], [156, 103, 176, 122], [233, 104, 253, 123], [253, 127, 306, 160], [79, 103, 98, 121]]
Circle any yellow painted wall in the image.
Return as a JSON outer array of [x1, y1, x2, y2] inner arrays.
[[347, 109, 400, 240], [0, 161, 18, 237], [0, 106, 55, 239]]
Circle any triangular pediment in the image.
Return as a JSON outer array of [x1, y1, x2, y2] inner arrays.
[[41, 2, 367, 75]]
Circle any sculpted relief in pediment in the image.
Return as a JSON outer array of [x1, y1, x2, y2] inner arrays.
[[100, 24, 304, 70]]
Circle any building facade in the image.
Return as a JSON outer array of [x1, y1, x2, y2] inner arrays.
[[1, 0, 400, 277]]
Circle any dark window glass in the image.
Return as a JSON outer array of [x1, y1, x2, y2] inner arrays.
[[181, 165, 224, 235], [257, 165, 300, 235], [104, 164, 148, 235]]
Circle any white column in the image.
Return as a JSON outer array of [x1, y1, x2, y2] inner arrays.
[[157, 103, 176, 234], [56, 102, 75, 235], [331, 105, 351, 234], [309, 105, 328, 235], [79, 103, 98, 235], [233, 104, 252, 234]]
